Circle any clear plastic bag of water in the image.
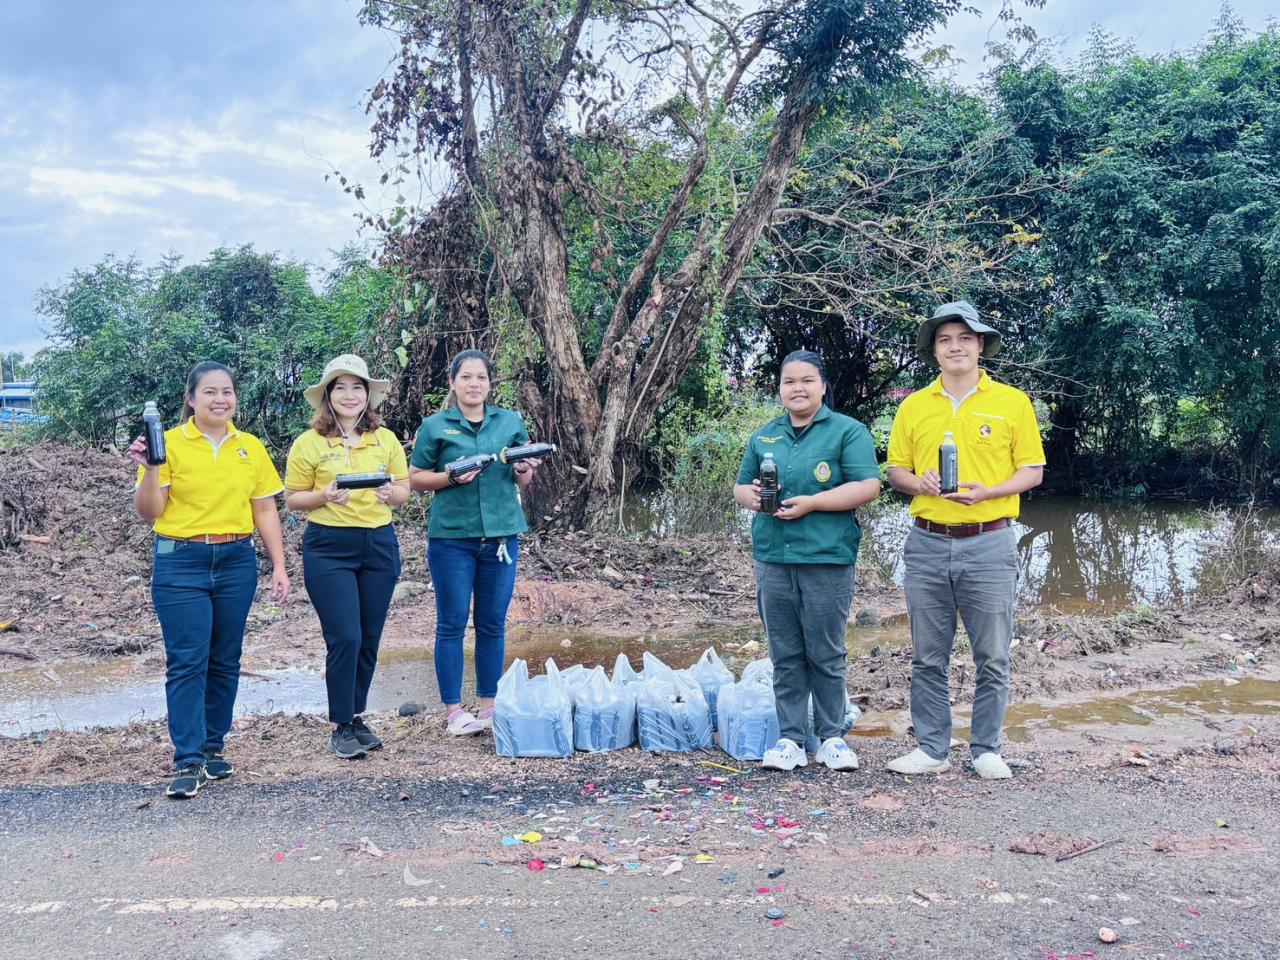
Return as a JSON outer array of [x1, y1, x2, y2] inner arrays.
[[493, 658, 573, 758], [635, 652, 713, 752], [687, 647, 734, 732], [572, 665, 637, 752]]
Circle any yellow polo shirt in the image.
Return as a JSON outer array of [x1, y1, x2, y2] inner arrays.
[[284, 427, 408, 528], [886, 370, 1045, 524], [137, 419, 284, 538]]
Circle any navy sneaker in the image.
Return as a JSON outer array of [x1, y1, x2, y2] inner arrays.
[[330, 723, 367, 760], [202, 750, 233, 780], [165, 765, 209, 799], [349, 716, 383, 750]]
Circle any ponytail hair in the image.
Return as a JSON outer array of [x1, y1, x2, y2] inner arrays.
[[181, 361, 235, 421], [779, 349, 834, 408]]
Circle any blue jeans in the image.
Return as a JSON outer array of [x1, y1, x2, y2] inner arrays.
[[427, 536, 519, 704], [303, 523, 401, 724], [151, 536, 258, 770]]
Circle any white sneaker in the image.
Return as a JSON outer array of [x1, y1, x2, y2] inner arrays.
[[814, 737, 859, 771], [761, 738, 807, 771], [886, 747, 951, 775], [973, 753, 1012, 780]]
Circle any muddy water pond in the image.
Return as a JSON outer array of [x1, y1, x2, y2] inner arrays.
[[629, 493, 1280, 612]]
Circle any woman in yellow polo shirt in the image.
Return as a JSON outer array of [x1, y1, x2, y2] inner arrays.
[[128, 361, 290, 800], [285, 355, 410, 760]]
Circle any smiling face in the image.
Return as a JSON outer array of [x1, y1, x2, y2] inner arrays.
[[450, 358, 492, 409], [188, 369, 236, 430], [327, 374, 369, 422], [933, 320, 984, 377], [779, 360, 824, 422]]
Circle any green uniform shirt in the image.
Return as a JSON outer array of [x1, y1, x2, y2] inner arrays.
[[410, 404, 530, 539], [736, 406, 880, 565]]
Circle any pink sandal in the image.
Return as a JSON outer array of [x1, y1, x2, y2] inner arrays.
[[445, 709, 484, 736]]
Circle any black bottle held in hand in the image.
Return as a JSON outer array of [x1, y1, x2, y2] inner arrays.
[[143, 401, 166, 466], [758, 452, 779, 514], [939, 431, 958, 495]]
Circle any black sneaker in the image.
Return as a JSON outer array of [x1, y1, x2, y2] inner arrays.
[[165, 765, 208, 799], [349, 716, 383, 750], [203, 750, 233, 780], [330, 723, 367, 759]]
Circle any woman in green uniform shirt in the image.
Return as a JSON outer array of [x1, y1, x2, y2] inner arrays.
[[733, 350, 880, 772], [284, 355, 411, 760], [408, 350, 540, 736]]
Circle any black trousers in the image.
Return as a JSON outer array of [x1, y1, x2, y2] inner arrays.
[[302, 523, 401, 724]]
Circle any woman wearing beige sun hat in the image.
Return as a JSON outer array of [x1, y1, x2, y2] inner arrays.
[[284, 355, 411, 760]]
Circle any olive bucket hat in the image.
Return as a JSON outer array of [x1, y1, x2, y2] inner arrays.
[[915, 300, 1002, 365], [302, 354, 392, 410]]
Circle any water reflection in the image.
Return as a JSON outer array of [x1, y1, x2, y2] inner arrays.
[[627, 492, 1280, 611]]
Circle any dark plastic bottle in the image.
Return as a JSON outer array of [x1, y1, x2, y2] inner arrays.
[[939, 431, 958, 495], [758, 452, 779, 514], [499, 442, 557, 465], [143, 401, 166, 465]]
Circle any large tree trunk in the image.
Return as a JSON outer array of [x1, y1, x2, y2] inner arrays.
[[578, 68, 822, 528]]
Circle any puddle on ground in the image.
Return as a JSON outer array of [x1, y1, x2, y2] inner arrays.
[[848, 677, 1280, 745], [0, 623, 906, 736], [998, 676, 1280, 743]]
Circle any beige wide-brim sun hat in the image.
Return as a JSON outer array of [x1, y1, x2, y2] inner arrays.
[[302, 354, 392, 411], [915, 300, 1002, 366]]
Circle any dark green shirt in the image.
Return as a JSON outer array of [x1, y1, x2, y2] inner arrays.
[[410, 404, 530, 539], [736, 406, 879, 565]]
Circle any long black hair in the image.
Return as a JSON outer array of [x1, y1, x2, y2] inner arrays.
[[779, 349, 834, 408], [181, 361, 235, 421]]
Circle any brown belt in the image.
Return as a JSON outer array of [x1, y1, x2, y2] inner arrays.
[[914, 517, 1011, 538], [166, 533, 253, 544]]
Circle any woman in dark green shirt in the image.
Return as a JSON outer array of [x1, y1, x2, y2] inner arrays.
[[734, 350, 881, 772], [408, 350, 539, 736]]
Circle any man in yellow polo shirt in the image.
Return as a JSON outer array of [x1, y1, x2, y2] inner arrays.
[[885, 301, 1045, 780]]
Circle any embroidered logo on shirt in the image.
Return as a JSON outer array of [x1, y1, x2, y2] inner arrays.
[[444, 429, 462, 436], [237, 447, 249, 459], [814, 461, 832, 483], [758, 435, 784, 445], [977, 422, 993, 445]]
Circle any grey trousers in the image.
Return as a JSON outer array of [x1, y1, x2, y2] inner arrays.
[[902, 525, 1018, 760], [754, 561, 855, 744]]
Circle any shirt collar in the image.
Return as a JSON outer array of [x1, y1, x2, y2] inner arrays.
[[929, 369, 990, 396], [444, 403, 490, 426], [778, 404, 830, 434], [181, 417, 240, 440], [326, 430, 379, 449]]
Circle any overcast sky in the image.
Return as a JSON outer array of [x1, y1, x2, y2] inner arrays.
[[1, 1, 1273, 358]]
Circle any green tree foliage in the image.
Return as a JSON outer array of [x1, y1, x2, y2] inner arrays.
[[32, 246, 394, 456], [995, 21, 1280, 493], [723, 79, 1045, 425]]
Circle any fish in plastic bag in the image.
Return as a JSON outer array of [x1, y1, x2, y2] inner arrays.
[[493, 658, 573, 758], [572, 665, 637, 752], [635, 652, 712, 752], [715, 658, 779, 760], [687, 647, 734, 732]]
